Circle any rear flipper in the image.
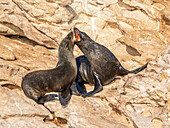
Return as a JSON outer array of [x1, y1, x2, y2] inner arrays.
[[37, 94, 58, 104], [82, 72, 103, 98], [59, 87, 72, 107], [129, 62, 148, 74], [118, 62, 148, 76]]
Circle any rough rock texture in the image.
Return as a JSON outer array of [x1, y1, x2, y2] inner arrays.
[[0, 0, 169, 127]]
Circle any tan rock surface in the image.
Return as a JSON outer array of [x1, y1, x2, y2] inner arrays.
[[0, 0, 169, 127]]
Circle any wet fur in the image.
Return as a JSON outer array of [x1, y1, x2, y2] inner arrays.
[[73, 28, 148, 98], [21, 32, 77, 107]]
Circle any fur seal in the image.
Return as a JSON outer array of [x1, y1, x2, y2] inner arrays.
[[73, 28, 148, 98], [21, 31, 77, 110]]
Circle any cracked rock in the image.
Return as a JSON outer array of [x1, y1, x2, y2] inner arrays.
[[0, 0, 169, 127]]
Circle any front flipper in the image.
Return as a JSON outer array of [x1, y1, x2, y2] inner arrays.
[[82, 72, 103, 98], [59, 87, 72, 107], [71, 82, 80, 95], [77, 80, 87, 95], [70, 81, 87, 96]]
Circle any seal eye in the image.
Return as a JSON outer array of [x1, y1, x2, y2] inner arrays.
[[75, 32, 81, 42]]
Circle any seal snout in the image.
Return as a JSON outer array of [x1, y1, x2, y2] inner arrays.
[[73, 27, 81, 42], [65, 31, 74, 46], [73, 27, 80, 33], [68, 31, 74, 39]]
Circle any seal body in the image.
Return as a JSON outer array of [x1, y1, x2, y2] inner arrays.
[[21, 32, 77, 106], [73, 28, 148, 98]]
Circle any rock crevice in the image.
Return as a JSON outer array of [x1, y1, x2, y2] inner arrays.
[[0, 0, 169, 127]]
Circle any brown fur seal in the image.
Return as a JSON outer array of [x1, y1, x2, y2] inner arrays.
[[21, 31, 77, 110], [73, 28, 148, 98]]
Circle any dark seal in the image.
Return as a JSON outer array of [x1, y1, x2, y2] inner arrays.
[[21, 31, 77, 108], [73, 28, 148, 98]]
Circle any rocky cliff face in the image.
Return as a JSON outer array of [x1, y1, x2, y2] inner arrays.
[[0, 0, 169, 128]]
